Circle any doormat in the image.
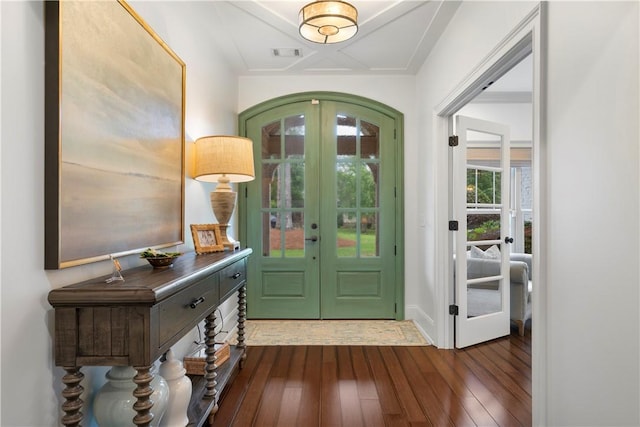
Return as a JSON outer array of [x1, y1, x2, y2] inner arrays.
[[242, 320, 430, 346]]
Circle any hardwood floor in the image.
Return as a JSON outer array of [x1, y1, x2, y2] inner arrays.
[[214, 329, 531, 427]]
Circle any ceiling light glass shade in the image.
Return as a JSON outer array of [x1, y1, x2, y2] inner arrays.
[[299, 0, 358, 44], [194, 136, 255, 185]]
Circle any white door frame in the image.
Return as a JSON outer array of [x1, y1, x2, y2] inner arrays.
[[433, 3, 546, 425]]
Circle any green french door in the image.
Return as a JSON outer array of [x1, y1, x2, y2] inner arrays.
[[240, 94, 401, 319]]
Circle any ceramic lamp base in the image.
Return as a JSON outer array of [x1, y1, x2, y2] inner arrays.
[[210, 191, 236, 224], [218, 224, 240, 251], [210, 191, 240, 250]]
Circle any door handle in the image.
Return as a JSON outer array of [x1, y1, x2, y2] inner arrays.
[[504, 236, 514, 244], [305, 235, 319, 242]]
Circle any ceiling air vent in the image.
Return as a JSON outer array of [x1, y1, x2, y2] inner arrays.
[[272, 48, 302, 58]]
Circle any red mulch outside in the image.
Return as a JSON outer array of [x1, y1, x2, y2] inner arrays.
[[270, 228, 355, 250]]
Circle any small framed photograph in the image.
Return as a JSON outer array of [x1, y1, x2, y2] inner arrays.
[[190, 224, 224, 254]]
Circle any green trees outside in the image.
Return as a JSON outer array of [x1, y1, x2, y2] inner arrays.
[[467, 169, 501, 243], [467, 169, 501, 205], [336, 161, 376, 209]]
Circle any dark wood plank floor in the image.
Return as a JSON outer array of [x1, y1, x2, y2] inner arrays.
[[214, 330, 531, 427]]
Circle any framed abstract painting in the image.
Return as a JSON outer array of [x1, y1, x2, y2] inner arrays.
[[44, 0, 185, 269]]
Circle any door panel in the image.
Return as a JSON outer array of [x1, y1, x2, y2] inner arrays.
[[245, 102, 320, 318], [320, 103, 396, 318], [243, 98, 397, 319], [454, 115, 511, 348]]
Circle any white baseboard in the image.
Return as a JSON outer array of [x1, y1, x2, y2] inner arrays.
[[405, 305, 435, 345]]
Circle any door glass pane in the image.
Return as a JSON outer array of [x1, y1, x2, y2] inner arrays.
[[466, 134, 502, 207], [467, 168, 501, 206], [337, 114, 356, 158], [264, 211, 281, 257], [336, 115, 381, 258], [336, 161, 356, 208], [265, 164, 280, 209], [264, 211, 304, 258], [336, 211, 379, 257], [267, 211, 304, 258], [466, 242, 504, 318], [360, 211, 378, 257], [360, 120, 379, 159], [467, 213, 501, 243], [337, 211, 357, 257], [360, 162, 378, 208], [262, 120, 280, 159], [285, 115, 304, 159], [290, 163, 305, 208], [262, 115, 306, 258], [264, 164, 306, 209]]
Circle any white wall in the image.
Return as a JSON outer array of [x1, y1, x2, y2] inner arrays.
[[418, 1, 639, 425], [0, 2, 240, 425], [458, 102, 533, 142], [544, 2, 639, 425], [238, 75, 416, 115], [415, 0, 539, 345]]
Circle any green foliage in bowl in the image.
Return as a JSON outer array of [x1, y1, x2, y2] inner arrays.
[[139, 248, 182, 259]]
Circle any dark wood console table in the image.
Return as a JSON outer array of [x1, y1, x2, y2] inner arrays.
[[48, 249, 252, 427]]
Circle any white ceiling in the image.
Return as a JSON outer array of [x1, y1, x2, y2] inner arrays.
[[197, 0, 462, 76], [132, 0, 531, 95]]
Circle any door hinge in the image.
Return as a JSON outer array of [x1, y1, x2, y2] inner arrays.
[[245, 187, 248, 197], [449, 135, 459, 147], [394, 129, 397, 139], [449, 304, 459, 316], [394, 245, 397, 255], [395, 303, 397, 313], [448, 220, 459, 231]]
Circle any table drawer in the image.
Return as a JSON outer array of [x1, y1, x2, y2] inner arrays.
[[158, 274, 219, 346], [219, 259, 246, 301]]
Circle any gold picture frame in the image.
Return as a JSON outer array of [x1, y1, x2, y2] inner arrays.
[[190, 224, 224, 254], [44, 0, 186, 269]]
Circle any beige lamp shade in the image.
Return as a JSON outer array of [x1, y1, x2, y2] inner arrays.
[[299, 0, 358, 44], [194, 136, 255, 183], [194, 135, 255, 250]]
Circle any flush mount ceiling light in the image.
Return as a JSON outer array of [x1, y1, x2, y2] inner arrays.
[[299, 0, 358, 44]]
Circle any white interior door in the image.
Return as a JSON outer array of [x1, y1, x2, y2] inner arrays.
[[454, 115, 511, 348]]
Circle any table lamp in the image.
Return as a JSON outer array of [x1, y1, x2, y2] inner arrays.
[[194, 135, 255, 250]]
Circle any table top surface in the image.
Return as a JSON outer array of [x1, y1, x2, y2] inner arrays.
[[48, 248, 252, 306]]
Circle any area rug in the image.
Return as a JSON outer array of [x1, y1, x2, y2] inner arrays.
[[242, 320, 429, 346]]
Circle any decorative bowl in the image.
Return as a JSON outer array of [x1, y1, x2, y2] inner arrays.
[[145, 256, 179, 269], [140, 248, 182, 268]]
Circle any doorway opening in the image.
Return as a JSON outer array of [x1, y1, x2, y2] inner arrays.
[[452, 53, 534, 348], [238, 92, 405, 320], [434, 5, 544, 422], [434, 15, 542, 348]]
